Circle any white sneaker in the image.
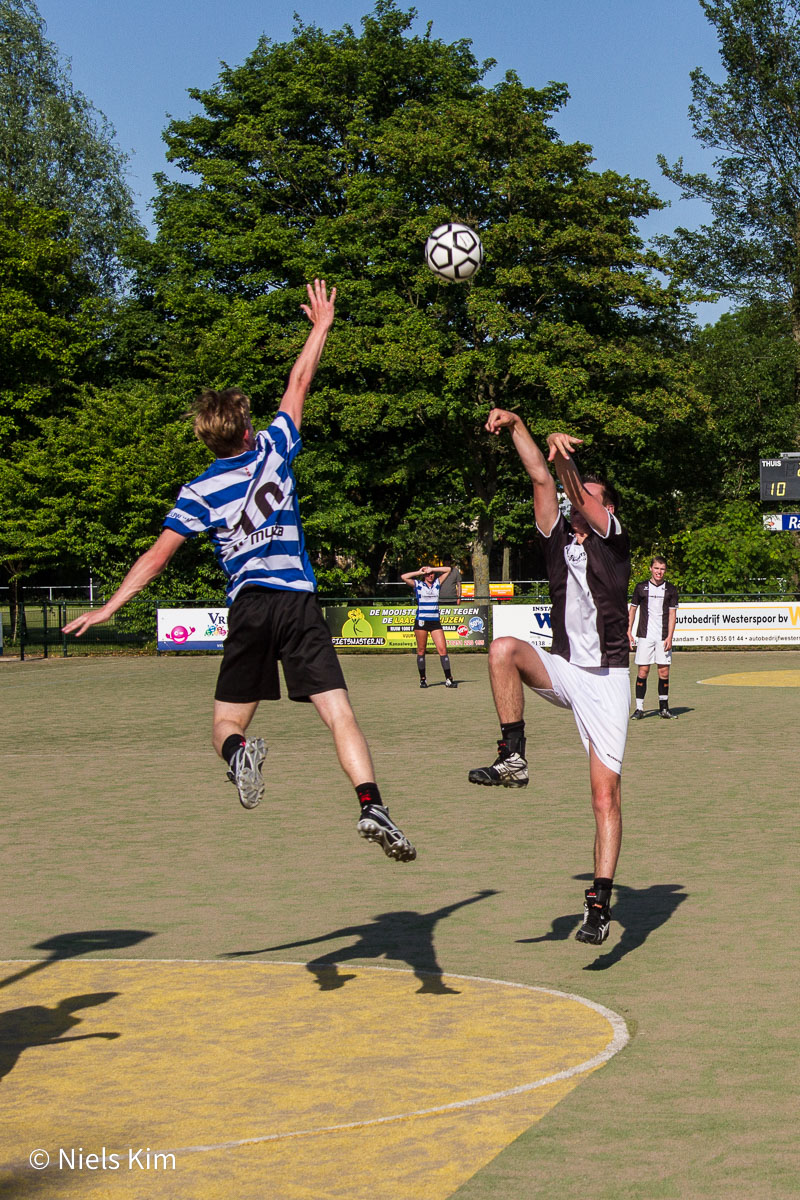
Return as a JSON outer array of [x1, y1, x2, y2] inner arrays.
[[226, 738, 267, 809]]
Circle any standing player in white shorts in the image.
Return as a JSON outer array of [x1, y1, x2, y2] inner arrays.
[[63, 280, 415, 864], [468, 410, 631, 946], [628, 557, 679, 719]]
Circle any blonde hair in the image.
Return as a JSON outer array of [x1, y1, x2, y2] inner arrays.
[[191, 388, 251, 457]]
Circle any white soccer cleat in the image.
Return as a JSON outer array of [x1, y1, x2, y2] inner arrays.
[[226, 737, 267, 809]]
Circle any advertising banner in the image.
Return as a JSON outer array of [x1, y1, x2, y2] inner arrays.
[[460, 582, 514, 599], [762, 513, 800, 531], [325, 605, 488, 649], [491, 604, 553, 648], [673, 602, 800, 646], [492, 602, 800, 648], [157, 607, 228, 651]]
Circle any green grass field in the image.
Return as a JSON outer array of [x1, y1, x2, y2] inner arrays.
[[1, 650, 797, 1198]]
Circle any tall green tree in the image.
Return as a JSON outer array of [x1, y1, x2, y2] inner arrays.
[[137, 2, 699, 594], [658, 1, 800, 369], [0, 0, 141, 291]]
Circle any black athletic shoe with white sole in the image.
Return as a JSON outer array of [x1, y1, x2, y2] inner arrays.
[[357, 803, 417, 862], [226, 737, 267, 809], [468, 740, 528, 788], [630, 709, 644, 721], [659, 708, 678, 719], [575, 887, 612, 945], [445, 678, 457, 688], [419, 679, 428, 689]]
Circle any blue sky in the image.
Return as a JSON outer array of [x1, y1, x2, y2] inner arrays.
[[36, 0, 727, 320]]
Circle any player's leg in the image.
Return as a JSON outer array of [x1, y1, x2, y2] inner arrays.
[[657, 656, 677, 718], [468, 637, 553, 787], [415, 626, 428, 687], [430, 626, 455, 686], [213, 699, 267, 810], [212, 591, 276, 809], [310, 687, 416, 862], [309, 687, 375, 784], [576, 748, 621, 945], [632, 653, 650, 718]]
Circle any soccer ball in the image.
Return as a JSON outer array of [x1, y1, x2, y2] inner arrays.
[[424, 222, 484, 282]]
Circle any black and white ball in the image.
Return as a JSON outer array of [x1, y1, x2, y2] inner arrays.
[[424, 222, 484, 282]]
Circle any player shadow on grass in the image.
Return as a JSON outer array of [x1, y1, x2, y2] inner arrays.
[[0, 930, 154, 991], [226, 890, 499, 994], [0, 993, 120, 1085], [635, 706, 693, 719], [517, 881, 687, 971]]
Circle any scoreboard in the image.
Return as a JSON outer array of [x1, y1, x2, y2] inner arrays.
[[759, 454, 800, 501]]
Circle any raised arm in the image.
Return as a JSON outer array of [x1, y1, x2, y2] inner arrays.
[[400, 566, 449, 587], [546, 432, 612, 536], [62, 528, 187, 636], [485, 409, 559, 532], [278, 278, 336, 431]]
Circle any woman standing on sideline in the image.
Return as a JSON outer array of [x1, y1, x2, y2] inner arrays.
[[400, 565, 457, 689]]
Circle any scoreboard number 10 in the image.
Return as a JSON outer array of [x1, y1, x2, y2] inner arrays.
[[759, 455, 800, 501]]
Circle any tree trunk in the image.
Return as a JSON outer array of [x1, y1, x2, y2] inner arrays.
[[501, 544, 511, 582], [471, 508, 493, 602]]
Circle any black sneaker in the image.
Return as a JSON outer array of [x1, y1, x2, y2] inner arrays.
[[419, 679, 428, 689], [575, 887, 612, 945], [659, 708, 678, 719], [444, 678, 457, 688], [630, 709, 644, 721], [468, 741, 528, 788], [357, 803, 416, 862]]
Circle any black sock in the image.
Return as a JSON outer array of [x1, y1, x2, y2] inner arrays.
[[592, 876, 613, 896], [500, 720, 525, 756], [416, 655, 426, 679], [222, 734, 246, 766], [441, 654, 452, 678], [635, 677, 647, 700], [356, 782, 382, 808], [658, 677, 669, 708]]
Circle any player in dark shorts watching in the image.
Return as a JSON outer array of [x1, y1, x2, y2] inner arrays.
[[468, 409, 631, 945], [400, 564, 457, 688], [628, 557, 679, 719], [63, 280, 415, 864]]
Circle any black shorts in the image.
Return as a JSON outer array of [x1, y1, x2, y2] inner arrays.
[[215, 588, 346, 704], [415, 619, 443, 632]]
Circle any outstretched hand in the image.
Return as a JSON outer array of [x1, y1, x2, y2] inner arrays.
[[546, 432, 584, 462], [300, 278, 336, 330], [62, 607, 112, 637]]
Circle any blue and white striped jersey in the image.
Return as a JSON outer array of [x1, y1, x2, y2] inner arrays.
[[414, 578, 441, 622], [163, 412, 316, 602]]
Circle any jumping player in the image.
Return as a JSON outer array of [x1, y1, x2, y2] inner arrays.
[[628, 556, 679, 719], [400, 564, 456, 688], [468, 410, 631, 946], [63, 280, 415, 864]]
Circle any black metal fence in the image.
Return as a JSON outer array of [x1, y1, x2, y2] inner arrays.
[[3, 589, 800, 658]]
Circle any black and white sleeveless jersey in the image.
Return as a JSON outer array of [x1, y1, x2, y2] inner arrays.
[[538, 512, 631, 668], [630, 579, 679, 640]]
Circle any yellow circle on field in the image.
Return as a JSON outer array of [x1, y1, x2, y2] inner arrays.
[[1, 960, 627, 1199], [698, 670, 800, 688]]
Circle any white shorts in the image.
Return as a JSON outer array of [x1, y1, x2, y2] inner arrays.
[[530, 645, 630, 775], [634, 636, 671, 666]]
